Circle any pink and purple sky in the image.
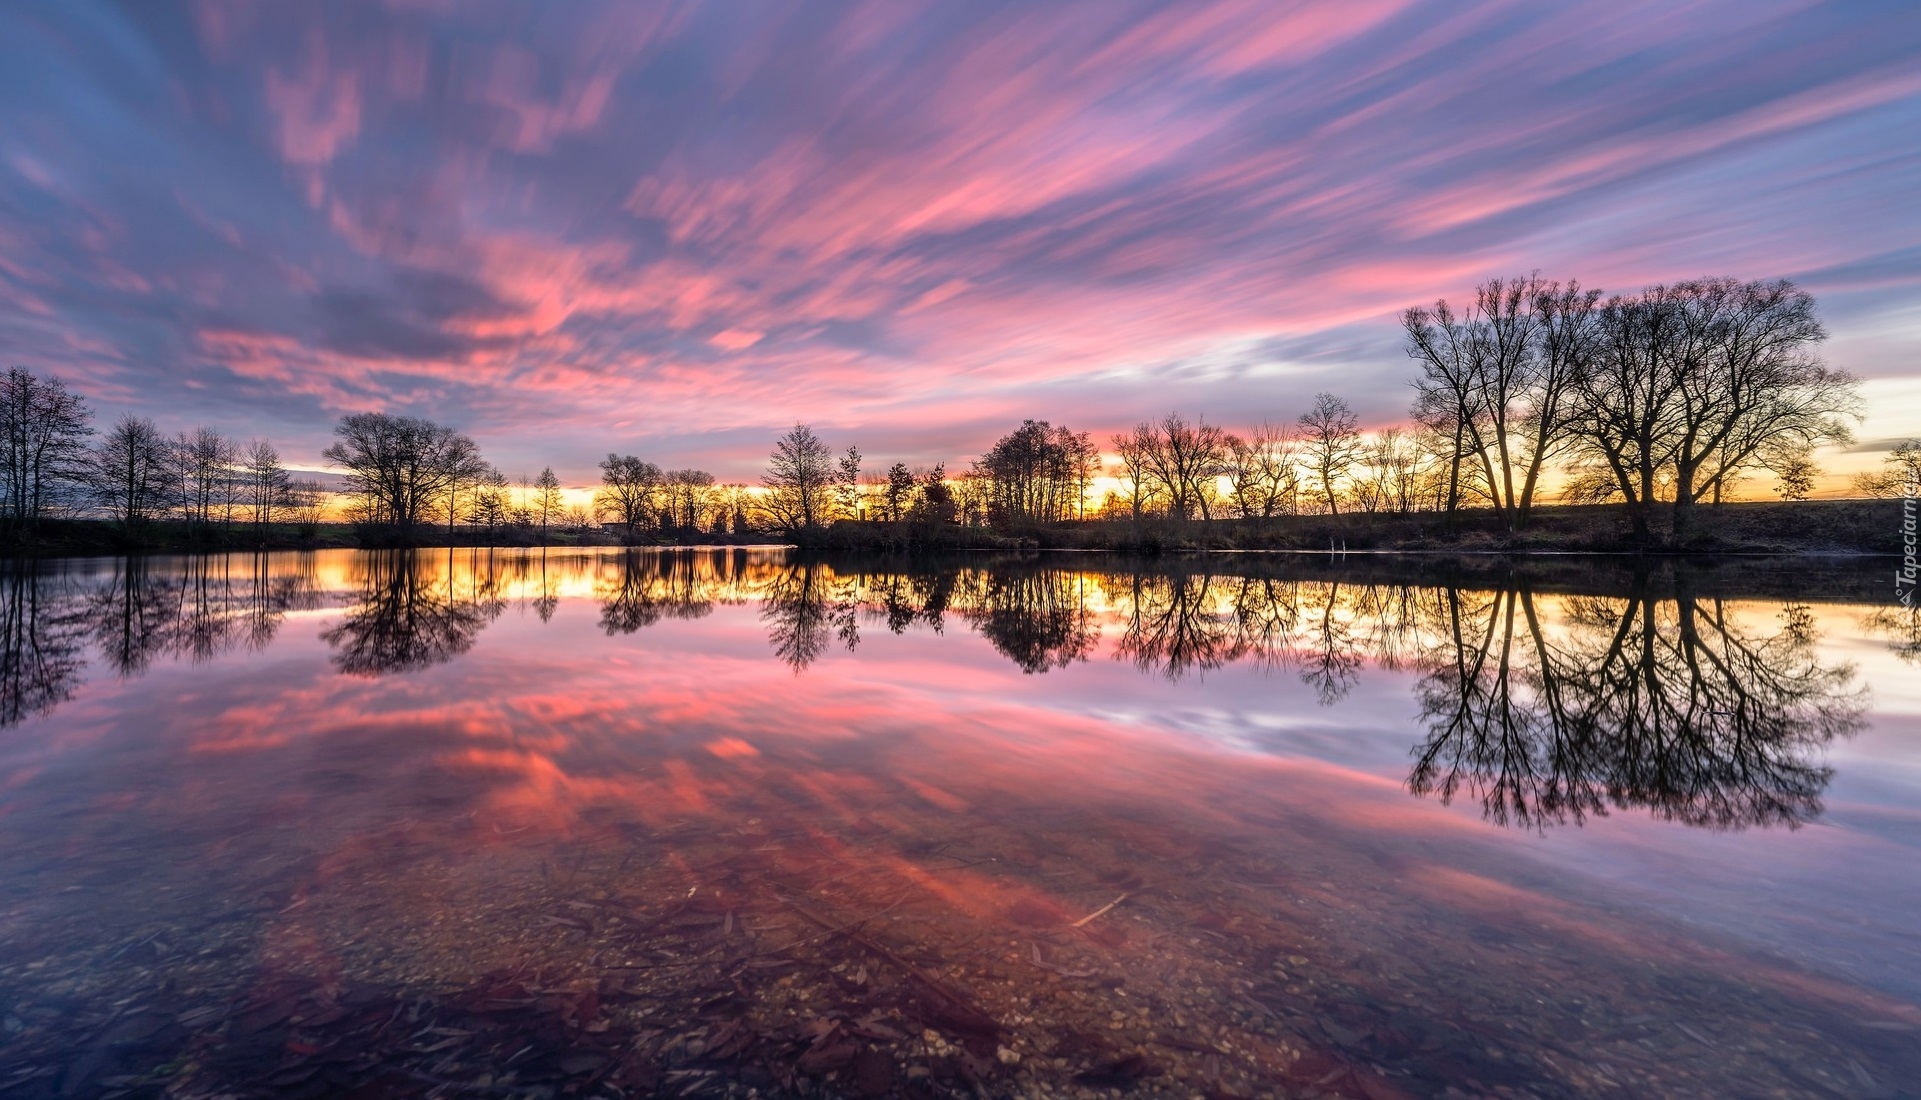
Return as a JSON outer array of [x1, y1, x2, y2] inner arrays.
[[1, 0, 1917, 486]]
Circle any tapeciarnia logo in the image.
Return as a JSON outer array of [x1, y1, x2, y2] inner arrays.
[[1901, 482, 1918, 608]]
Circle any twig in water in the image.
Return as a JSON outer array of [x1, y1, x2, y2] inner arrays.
[[1071, 892, 1129, 928]]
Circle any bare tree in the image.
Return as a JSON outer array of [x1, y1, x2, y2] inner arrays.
[[974, 421, 1085, 527], [1671, 279, 1857, 529], [1223, 422, 1299, 519], [596, 454, 663, 539], [0, 367, 92, 533], [1405, 276, 1600, 528], [1135, 412, 1227, 521], [1112, 425, 1160, 522], [1297, 393, 1362, 515], [282, 478, 331, 538], [662, 468, 717, 533], [240, 439, 287, 537], [322, 413, 484, 535], [1352, 427, 1425, 513], [89, 415, 169, 527], [763, 423, 834, 532], [1564, 278, 1857, 541], [533, 467, 563, 539], [170, 426, 237, 534], [469, 467, 511, 535], [1854, 440, 1921, 498]]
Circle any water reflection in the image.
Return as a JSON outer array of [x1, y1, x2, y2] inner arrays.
[[0, 555, 322, 714], [1410, 582, 1866, 830], [322, 551, 498, 676], [595, 549, 719, 635], [0, 549, 1914, 1099], [0, 551, 1882, 836], [0, 566, 85, 725]]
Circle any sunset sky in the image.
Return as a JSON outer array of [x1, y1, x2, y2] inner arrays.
[[2, 0, 1917, 486]]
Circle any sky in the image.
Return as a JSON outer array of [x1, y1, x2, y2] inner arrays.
[[1, 0, 1918, 487]]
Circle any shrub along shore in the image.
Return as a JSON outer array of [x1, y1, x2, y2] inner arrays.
[[0, 497, 1905, 558]]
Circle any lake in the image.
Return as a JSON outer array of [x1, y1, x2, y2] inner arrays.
[[0, 548, 1916, 1099]]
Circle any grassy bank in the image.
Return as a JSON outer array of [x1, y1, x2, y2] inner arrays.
[[2, 498, 1904, 557], [906, 498, 1907, 556]]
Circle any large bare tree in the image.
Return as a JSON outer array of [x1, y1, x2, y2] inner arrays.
[[88, 415, 169, 527], [1135, 412, 1228, 521], [1296, 393, 1362, 515], [0, 367, 92, 534], [321, 412, 485, 534], [1222, 422, 1299, 519], [1564, 278, 1857, 541], [596, 454, 663, 539], [1405, 276, 1599, 528], [762, 423, 834, 532]]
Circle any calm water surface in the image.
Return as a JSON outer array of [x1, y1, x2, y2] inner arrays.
[[1, 548, 1917, 1099]]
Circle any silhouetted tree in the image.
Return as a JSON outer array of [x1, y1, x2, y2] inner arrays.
[[762, 423, 834, 532], [240, 438, 288, 537], [533, 467, 563, 539], [0, 367, 92, 534], [171, 426, 237, 533], [1112, 426, 1160, 521], [1563, 279, 1858, 541], [914, 464, 957, 524], [975, 420, 1085, 527], [835, 446, 863, 520], [882, 461, 915, 522], [1223, 423, 1299, 519], [88, 415, 169, 527], [596, 454, 662, 539], [1297, 393, 1361, 515], [1854, 439, 1921, 498], [283, 479, 331, 538], [664, 468, 717, 533], [1405, 276, 1600, 528], [1135, 412, 1227, 521], [322, 413, 483, 534]]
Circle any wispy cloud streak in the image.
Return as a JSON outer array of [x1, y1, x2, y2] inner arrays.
[[0, 0, 1915, 475]]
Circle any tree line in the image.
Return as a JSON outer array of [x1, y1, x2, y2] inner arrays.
[[0, 367, 333, 542], [769, 274, 1877, 541], [4, 271, 1900, 548]]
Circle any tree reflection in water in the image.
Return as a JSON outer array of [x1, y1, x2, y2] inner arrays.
[[323, 550, 495, 676], [0, 550, 1883, 830], [0, 565, 86, 726], [0, 555, 323, 723], [967, 569, 1096, 673], [760, 558, 1869, 830], [1410, 576, 1867, 829], [759, 562, 860, 672], [595, 549, 717, 635]]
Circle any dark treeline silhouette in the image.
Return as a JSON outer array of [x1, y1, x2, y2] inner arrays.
[[746, 274, 1872, 550], [5, 271, 1897, 553]]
